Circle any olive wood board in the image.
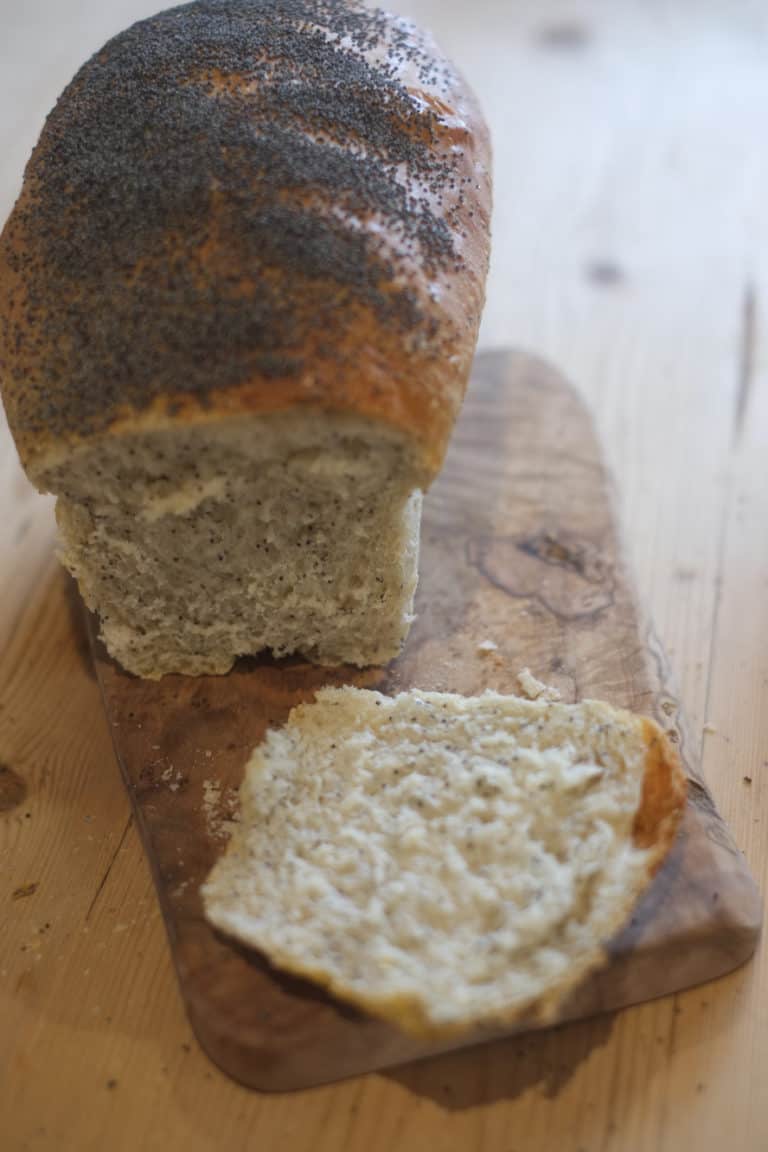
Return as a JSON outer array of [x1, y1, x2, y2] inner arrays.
[[87, 349, 762, 1091]]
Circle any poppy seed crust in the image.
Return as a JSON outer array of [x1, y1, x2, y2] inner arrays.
[[0, 0, 491, 469]]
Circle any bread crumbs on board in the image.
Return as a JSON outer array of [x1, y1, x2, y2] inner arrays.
[[516, 667, 562, 702], [476, 639, 498, 655], [202, 779, 240, 842]]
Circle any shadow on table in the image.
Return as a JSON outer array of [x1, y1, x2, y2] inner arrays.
[[381, 1011, 616, 1109]]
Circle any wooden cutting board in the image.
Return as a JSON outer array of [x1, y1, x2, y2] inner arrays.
[[88, 349, 762, 1091]]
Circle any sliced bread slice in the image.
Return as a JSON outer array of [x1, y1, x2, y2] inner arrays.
[[202, 687, 686, 1037]]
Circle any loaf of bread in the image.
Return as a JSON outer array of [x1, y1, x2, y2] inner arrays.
[[203, 688, 686, 1037], [0, 0, 491, 677]]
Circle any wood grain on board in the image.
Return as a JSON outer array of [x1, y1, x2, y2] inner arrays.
[[88, 350, 762, 1091]]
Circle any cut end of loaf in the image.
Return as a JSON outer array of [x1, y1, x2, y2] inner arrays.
[[203, 687, 686, 1038], [50, 412, 423, 677]]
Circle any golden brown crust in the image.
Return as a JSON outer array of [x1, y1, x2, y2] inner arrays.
[[0, 0, 492, 485], [634, 718, 687, 859]]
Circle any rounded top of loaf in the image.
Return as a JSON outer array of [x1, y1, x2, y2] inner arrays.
[[0, 0, 492, 484]]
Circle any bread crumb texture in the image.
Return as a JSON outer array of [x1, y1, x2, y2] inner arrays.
[[203, 687, 685, 1036], [52, 413, 421, 676]]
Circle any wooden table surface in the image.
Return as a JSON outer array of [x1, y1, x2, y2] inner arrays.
[[1, 2, 766, 1149]]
